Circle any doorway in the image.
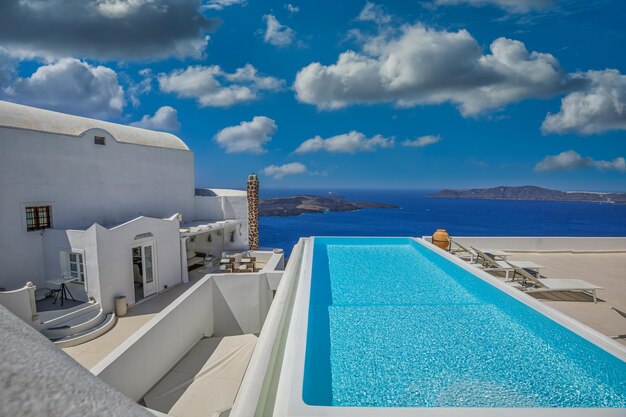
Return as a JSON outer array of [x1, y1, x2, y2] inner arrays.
[[132, 243, 156, 302]]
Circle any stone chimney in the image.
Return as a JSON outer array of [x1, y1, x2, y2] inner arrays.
[[247, 173, 259, 250]]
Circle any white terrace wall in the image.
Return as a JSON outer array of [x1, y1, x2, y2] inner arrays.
[[93, 272, 276, 402], [437, 236, 626, 252], [0, 126, 195, 290], [93, 276, 214, 402]]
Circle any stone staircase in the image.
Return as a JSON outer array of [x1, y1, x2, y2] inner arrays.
[[40, 302, 116, 348]]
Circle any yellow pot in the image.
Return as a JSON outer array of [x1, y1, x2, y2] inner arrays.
[[432, 229, 450, 250]]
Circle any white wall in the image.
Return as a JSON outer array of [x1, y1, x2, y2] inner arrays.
[[92, 217, 183, 312], [93, 271, 277, 401], [0, 304, 154, 417], [93, 275, 214, 401], [0, 126, 195, 289], [0, 284, 37, 325]]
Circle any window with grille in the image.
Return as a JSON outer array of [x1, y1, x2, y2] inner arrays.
[[94, 136, 106, 145], [25, 206, 52, 231]]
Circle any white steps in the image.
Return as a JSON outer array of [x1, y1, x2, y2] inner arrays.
[[42, 308, 104, 339], [39, 301, 117, 347], [50, 312, 117, 348], [39, 301, 101, 329]]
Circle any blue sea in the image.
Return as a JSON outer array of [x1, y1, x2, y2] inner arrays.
[[259, 189, 626, 254]]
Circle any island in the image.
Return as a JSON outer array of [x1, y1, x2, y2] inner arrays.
[[259, 195, 399, 217], [427, 185, 626, 205]]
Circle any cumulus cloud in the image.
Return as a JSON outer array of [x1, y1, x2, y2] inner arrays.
[[0, 0, 217, 61], [401, 135, 441, 148], [432, 0, 553, 13], [213, 116, 277, 154], [285, 3, 299, 13], [357, 2, 391, 24], [203, 0, 246, 10], [534, 150, 626, 173], [0, 48, 16, 86], [130, 106, 181, 131], [158, 64, 284, 107], [295, 131, 394, 154], [263, 15, 296, 47], [263, 162, 307, 179], [542, 69, 626, 135], [294, 24, 572, 116], [2, 58, 124, 119]]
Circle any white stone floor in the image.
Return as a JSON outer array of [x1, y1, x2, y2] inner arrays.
[[487, 252, 626, 346]]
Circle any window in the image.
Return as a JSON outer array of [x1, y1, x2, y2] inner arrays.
[[68, 252, 85, 283], [25, 206, 51, 231], [94, 135, 106, 145]]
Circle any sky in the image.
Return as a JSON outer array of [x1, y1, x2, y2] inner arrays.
[[0, 0, 625, 191]]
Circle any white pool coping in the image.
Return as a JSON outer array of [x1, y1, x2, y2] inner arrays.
[[273, 236, 626, 417]]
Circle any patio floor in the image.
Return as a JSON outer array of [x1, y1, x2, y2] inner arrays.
[[62, 273, 206, 369], [486, 251, 626, 346]]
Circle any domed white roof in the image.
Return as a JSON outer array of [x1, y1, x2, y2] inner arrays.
[[0, 100, 189, 151]]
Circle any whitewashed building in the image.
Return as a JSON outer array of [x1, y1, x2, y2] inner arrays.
[[0, 100, 249, 314]]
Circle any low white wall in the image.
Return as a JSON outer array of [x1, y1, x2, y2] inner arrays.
[[0, 304, 154, 417], [92, 275, 214, 401], [93, 271, 276, 401], [423, 236, 626, 252], [230, 239, 307, 417], [0, 283, 37, 325]]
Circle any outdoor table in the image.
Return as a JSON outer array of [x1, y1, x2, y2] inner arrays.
[[45, 277, 76, 306]]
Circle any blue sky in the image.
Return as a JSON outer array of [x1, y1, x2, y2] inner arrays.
[[1, 0, 625, 191]]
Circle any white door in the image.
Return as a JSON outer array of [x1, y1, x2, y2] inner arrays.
[[142, 244, 156, 297]]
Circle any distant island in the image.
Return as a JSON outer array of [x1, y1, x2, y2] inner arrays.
[[260, 195, 399, 217], [427, 186, 626, 205]]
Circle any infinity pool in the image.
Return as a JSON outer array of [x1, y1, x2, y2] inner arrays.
[[302, 238, 626, 409]]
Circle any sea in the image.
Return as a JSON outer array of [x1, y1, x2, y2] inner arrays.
[[258, 189, 626, 255]]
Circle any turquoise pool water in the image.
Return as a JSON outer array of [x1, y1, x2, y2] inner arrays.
[[303, 237, 626, 408]]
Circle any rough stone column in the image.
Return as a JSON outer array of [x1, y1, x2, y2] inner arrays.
[[247, 173, 259, 250]]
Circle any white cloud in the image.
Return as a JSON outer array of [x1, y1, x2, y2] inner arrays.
[[294, 24, 570, 116], [263, 162, 307, 179], [127, 68, 153, 107], [542, 69, 626, 135], [203, 0, 247, 10], [357, 2, 391, 24], [263, 15, 296, 47], [295, 131, 394, 154], [130, 106, 181, 131], [401, 134, 441, 148], [0, 0, 217, 61], [432, 0, 553, 13], [158, 64, 284, 107], [2, 58, 124, 119], [285, 3, 299, 13], [534, 150, 626, 173], [213, 116, 277, 154]]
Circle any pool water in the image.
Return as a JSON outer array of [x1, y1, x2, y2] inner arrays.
[[303, 237, 626, 408]]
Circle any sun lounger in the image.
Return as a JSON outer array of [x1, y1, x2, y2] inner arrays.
[[514, 267, 603, 303], [471, 247, 518, 279], [448, 238, 478, 262]]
